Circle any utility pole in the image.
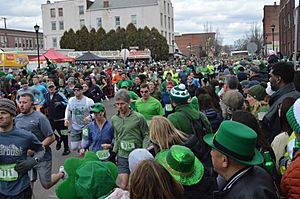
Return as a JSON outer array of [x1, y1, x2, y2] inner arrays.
[[2, 17, 8, 48]]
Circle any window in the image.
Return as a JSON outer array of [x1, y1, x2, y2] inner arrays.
[[59, 21, 64, 30], [80, 19, 85, 28], [172, 18, 174, 31], [161, 31, 164, 35], [131, 15, 137, 25], [164, 15, 167, 28], [58, 8, 63, 17], [15, 38, 18, 47], [169, 33, 171, 44], [164, 1, 166, 12], [40, 39, 43, 49], [115, 16, 120, 26], [51, 21, 56, 30], [79, 5, 84, 15], [288, 13, 291, 29], [29, 40, 32, 48], [96, 18, 102, 28], [168, 3, 170, 14], [50, 8, 55, 18], [26, 39, 29, 48], [52, 37, 57, 48], [160, 13, 163, 27], [18, 38, 22, 47], [168, 17, 170, 29]]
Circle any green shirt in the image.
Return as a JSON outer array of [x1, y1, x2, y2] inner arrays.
[[135, 96, 164, 120], [128, 91, 139, 111], [112, 110, 150, 158]]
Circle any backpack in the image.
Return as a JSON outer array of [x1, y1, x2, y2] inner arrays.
[[179, 110, 213, 170]]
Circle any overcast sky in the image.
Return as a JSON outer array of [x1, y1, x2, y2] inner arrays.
[[0, 0, 279, 45]]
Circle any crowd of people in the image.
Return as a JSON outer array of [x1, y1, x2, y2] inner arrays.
[[0, 54, 300, 199]]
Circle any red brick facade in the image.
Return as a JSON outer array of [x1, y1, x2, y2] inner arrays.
[[0, 28, 43, 50], [175, 33, 215, 57], [263, 3, 280, 55]]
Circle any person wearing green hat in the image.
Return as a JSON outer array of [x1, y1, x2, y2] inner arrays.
[[203, 120, 279, 199], [55, 152, 118, 199], [80, 102, 114, 157], [168, 83, 211, 135], [246, 84, 269, 121], [155, 145, 216, 199]]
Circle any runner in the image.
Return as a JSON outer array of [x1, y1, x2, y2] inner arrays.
[[0, 98, 44, 198], [64, 84, 94, 151], [112, 89, 151, 189], [15, 92, 65, 191]]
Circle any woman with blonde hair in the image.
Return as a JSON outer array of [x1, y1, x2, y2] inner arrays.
[[149, 116, 188, 153], [129, 159, 184, 199]]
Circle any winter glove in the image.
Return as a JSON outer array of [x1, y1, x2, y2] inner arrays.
[[15, 158, 38, 175]]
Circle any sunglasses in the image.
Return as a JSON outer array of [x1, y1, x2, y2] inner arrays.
[[73, 89, 81, 92], [140, 90, 149, 94]]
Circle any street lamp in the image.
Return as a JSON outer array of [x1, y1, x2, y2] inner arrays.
[[271, 24, 275, 51], [34, 24, 40, 69], [189, 42, 192, 58]]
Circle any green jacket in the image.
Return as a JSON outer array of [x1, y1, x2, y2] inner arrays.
[[168, 103, 199, 135], [112, 110, 150, 158]]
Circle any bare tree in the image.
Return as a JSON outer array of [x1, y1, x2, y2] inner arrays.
[[246, 22, 263, 54]]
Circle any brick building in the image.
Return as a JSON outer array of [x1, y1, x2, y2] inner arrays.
[[175, 32, 216, 57], [263, 2, 280, 55], [279, 0, 300, 57], [0, 28, 43, 50]]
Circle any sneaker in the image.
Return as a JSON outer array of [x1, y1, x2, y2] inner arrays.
[[59, 166, 68, 179], [56, 140, 62, 151], [62, 148, 70, 156]]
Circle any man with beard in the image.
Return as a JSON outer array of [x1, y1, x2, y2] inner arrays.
[[0, 98, 44, 198], [15, 93, 65, 192], [262, 62, 300, 142]]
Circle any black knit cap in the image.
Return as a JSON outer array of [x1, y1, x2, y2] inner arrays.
[[0, 98, 16, 116], [272, 62, 294, 84]]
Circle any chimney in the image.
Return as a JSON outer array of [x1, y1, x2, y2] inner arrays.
[[103, 0, 109, 8]]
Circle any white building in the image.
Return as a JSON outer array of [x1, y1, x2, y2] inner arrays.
[[41, 0, 174, 52]]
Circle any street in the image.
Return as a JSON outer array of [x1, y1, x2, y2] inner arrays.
[[33, 99, 117, 199]]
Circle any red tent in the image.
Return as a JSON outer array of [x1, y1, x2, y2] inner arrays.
[[30, 48, 74, 62]]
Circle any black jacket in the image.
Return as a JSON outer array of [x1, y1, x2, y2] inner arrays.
[[214, 166, 279, 199], [184, 169, 216, 199], [262, 83, 300, 142], [44, 91, 68, 121]]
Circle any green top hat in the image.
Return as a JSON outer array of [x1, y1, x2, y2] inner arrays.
[[91, 103, 105, 113], [203, 120, 263, 165], [155, 145, 204, 186]]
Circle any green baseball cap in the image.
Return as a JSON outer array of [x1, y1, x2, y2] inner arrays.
[[203, 120, 263, 165], [91, 103, 105, 113]]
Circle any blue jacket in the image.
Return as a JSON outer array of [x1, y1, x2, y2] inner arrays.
[[83, 119, 114, 152]]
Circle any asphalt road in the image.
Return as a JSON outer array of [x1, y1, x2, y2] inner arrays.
[[33, 99, 117, 199]]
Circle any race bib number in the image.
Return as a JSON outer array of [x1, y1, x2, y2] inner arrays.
[[82, 128, 88, 138], [0, 164, 18, 181], [120, 141, 135, 151], [61, 129, 69, 136], [96, 150, 110, 160], [165, 104, 173, 112]]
